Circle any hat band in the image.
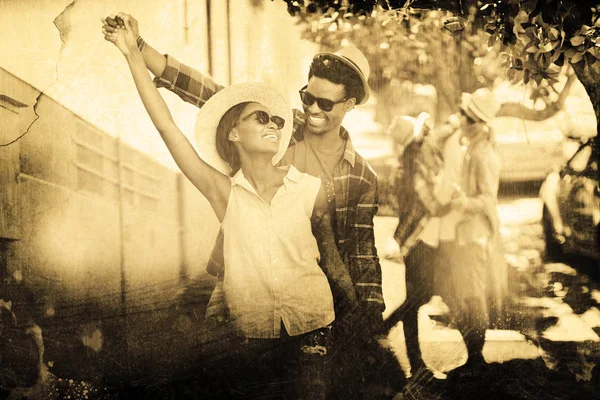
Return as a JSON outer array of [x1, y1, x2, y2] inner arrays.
[[469, 101, 491, 122], [339, 55, 364, 75]]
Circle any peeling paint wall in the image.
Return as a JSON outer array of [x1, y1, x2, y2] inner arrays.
[[0, 0, 316, 168]]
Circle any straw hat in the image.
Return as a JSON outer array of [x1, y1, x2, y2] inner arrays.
[[194, 83, 293, 175], [388, 112, 432, 147], [314, 46, 371, 104], [460, 88, 500, 123]]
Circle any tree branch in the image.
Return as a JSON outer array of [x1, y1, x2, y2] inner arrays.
[[496, 72, 577, 121]]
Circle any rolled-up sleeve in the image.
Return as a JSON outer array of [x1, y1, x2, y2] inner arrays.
[[350, 180, 385, 311], [154, 54, 224, 108]]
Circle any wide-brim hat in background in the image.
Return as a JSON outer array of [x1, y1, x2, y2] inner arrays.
[[414, 112, 432, 137], [388, 112, 431, 147], [314, 46, 371, 105], [194, 82, 293, 175], [460, 87, 501, 123]]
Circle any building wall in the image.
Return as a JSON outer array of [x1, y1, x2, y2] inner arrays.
[[0, 71, 40, 240], [227, 0, 319, 107], [0, 67, 222, 381]]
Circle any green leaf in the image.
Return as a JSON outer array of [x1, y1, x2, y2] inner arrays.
[[589, 47, 600, 59], [571, 50, 585, 64], [565, 48, 577, 58], [543, 53, 552, 68], [526, 45, 539, 53], [514, 58, 524, 69], [507, 67, 517, 80], [539, 41, 558, 53], [550, 49, 563, 64], [570, 35, 586, 46], [560, 30, 566, 47]]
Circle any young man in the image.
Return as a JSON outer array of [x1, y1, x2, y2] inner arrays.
[[384, 113, 449, 383], [102, 13, 398, 399]]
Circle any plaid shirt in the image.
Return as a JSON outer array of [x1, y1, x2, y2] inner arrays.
[[155, 55, 384, 311], [394, 129, 451, 256]]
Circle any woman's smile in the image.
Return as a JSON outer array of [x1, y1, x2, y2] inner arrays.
[[261, 132, 279, 142]]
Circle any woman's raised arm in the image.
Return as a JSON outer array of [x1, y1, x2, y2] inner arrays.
[[103, 15, 229, 221]]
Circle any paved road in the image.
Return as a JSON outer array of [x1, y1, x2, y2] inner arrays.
[[376, 196, 600, 382], [8, 196, 599, 400]]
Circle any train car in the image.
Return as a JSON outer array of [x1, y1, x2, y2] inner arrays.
[[0, 67, 225, 389]]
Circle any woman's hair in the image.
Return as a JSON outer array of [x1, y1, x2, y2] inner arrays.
[[308, 55, 364, 104], [215, 102, 250, 176]]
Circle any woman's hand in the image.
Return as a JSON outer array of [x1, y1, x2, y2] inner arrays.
[[101, 13, 138, 56], [450, 197, 466, 212], [101, 13, 140, 40]]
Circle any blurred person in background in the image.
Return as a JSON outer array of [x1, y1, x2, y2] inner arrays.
[[440, 88, 507, 372], [102, 13, 403, 400], [384, 88, 507, 378], [383, 112, 449, 383]]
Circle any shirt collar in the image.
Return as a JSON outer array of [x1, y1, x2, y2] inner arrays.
[[230, 169, 254, 194], [292, 110, 356, 168], [283, 165, 302, 186], [231, 166, 301, 192], [340, 126, 357, 168]]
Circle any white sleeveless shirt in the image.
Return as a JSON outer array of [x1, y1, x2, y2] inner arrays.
[[222, 165, 335, 339]]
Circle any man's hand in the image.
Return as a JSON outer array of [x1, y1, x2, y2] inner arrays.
[[360, 302, 385, 335], [450, 197, 467, 213], [101, 12, 140, 42], [101, 14, 138, 56], [337, 302, 384, 339]]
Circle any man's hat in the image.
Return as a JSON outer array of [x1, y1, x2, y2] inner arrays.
[[194, 83, 293, 175], [460, 88, 500, 123], [314, 46, 371, 105]]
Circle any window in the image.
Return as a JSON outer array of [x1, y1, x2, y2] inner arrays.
[[73, 119, 119, 201], [119, 146, 159, 209], [72, 119, 160, 212]]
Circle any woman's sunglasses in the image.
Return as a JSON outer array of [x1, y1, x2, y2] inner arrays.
[[299, 85, 347, 112], [241, 110, 285, 130], [460, 110, 479, 125]]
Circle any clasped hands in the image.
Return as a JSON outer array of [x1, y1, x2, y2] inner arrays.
[[101, 13, 140, 55]]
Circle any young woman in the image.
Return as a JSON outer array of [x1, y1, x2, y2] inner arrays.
[[103, 15, 354, 399], [445, 88, 507, 369]]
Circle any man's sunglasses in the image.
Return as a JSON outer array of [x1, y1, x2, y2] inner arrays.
[[241, 110, 285, 130], [299, 85, 347, 112]]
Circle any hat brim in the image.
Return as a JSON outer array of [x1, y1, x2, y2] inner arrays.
[[315, 52, 370, 105], [194, 83, 293, 175], [414, 112, 431, 136], [460, 92, 489, 123]]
